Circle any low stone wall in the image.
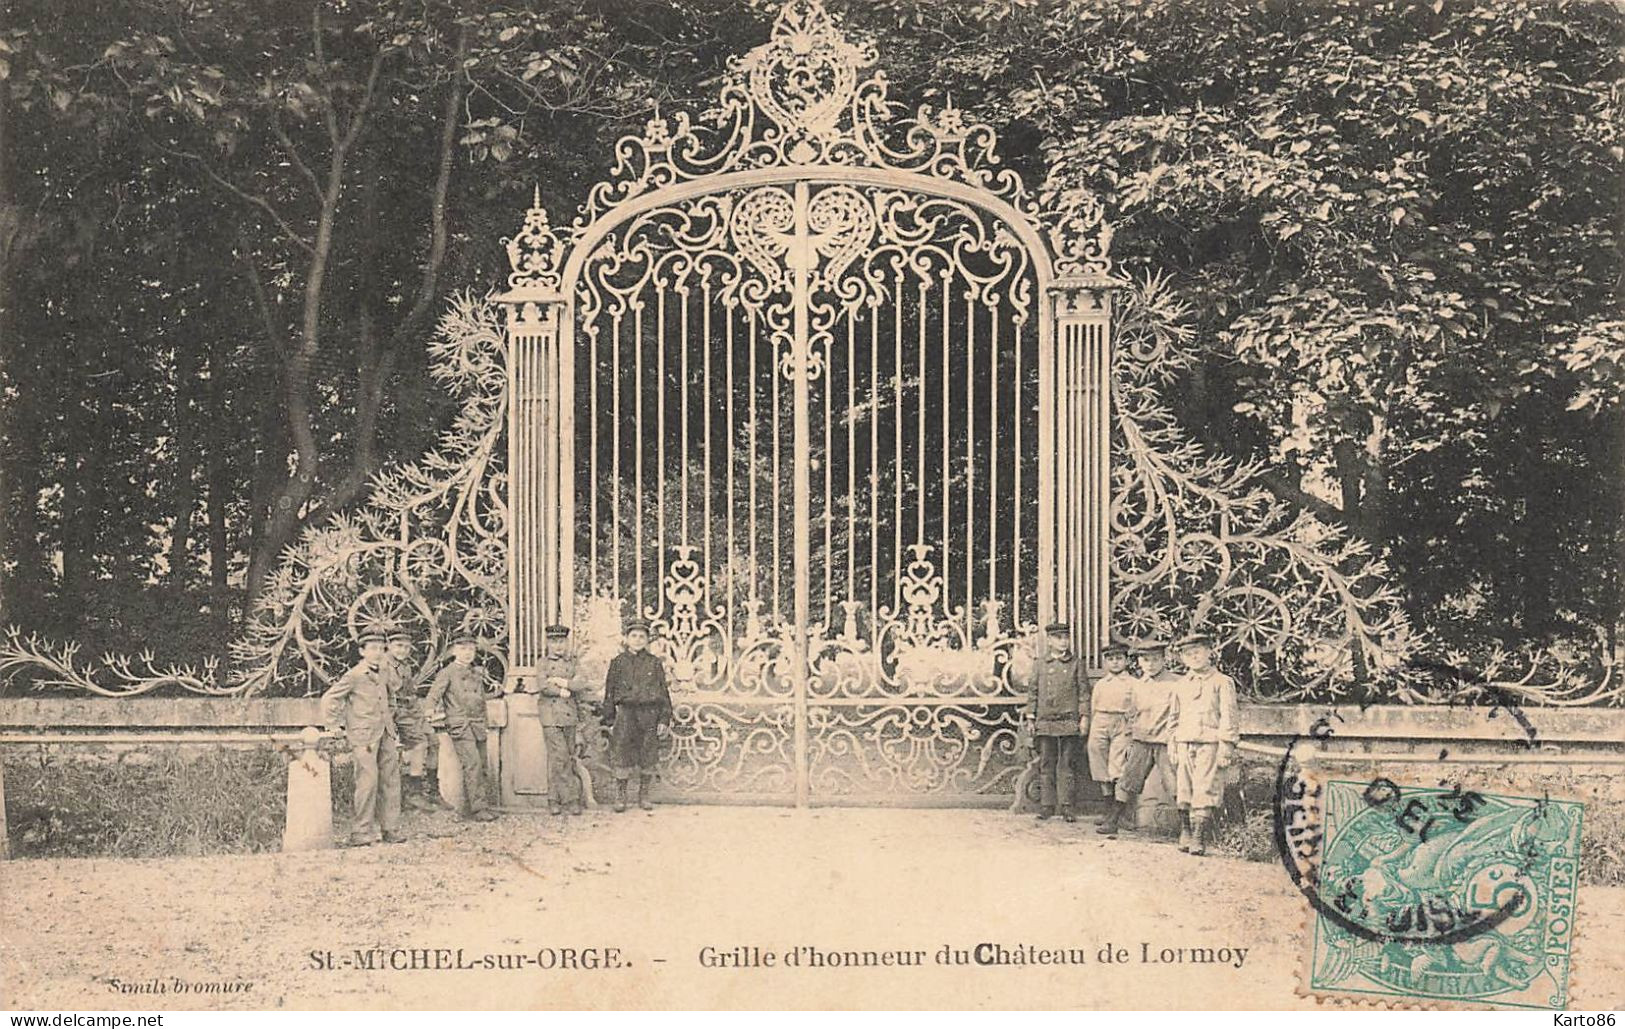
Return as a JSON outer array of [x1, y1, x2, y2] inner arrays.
[[3, 698, 1622, 853]]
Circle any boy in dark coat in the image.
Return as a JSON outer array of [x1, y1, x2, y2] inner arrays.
[[601, 619, 671, 813], [1021, 621, 1085, 823]]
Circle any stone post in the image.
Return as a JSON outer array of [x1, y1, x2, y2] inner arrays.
[[282, 727, 333, 852]]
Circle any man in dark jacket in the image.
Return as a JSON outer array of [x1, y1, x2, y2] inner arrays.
[[601, 619, 671, 813], [1022, 621, 1085, 823]]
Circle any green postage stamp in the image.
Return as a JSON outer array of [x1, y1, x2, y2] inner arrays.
[[1306, 779, 1583, 1010]]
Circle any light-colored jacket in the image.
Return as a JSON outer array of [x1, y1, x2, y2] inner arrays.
[[1090, 671, 1136, 716], [321, 661, 399, 745], [1123, 671, 1182, 744], [1172, 669, 1239, 744]]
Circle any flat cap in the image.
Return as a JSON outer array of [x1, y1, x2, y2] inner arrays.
[[623, 618, 651, 633], [450, 631, 481, 646], [1043, 621, 1071, 634], [1101, 642, 1129, 657], [544, 624, 572, 639], [356, 629, 388, 645], [387, 629, 414, 643]]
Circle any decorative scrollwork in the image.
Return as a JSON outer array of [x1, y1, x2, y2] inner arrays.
[[503, 0, 1113, 295], [504, 186, 566, 294], [229, 292, 511, 694]]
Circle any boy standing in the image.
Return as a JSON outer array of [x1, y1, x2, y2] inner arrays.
[[1086, 642, 1134, 831], [537, 624, 584, 816], [1102, 639, 1181, 839], [426, 634, 499, 823], [1170, 632, 1238, 856], [321, 630, 405, 846], [384, 630, 435, 812], [601, 619, 671, 813], [1022, 622, 1084, 823]]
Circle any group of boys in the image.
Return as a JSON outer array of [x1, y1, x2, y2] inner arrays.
[[1022, 623, 1238, 856], [320, 618, 673, 847]]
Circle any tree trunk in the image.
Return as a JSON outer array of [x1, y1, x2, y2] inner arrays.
[[0, 67, 14, 620], [243, 46, 384, 605], [166, 248, 201, 586], [205, 340, 232, 632]]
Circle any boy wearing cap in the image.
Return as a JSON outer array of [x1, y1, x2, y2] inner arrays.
[[383, 630, 435, 812], [1086, 642, 1134, 829], [1021, 622, 1085, 823], [537, 624, 584, 816], [1104, 639, 1181, 839], [1170, 633, 1238, 856], [426, 635, 498, 823], [601, 619, 672, 812], [321, 631, 405, 846]]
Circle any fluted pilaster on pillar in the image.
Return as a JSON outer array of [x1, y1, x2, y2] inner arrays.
[[500, 286, 568, 680], [1046, 277, 1118, 668]]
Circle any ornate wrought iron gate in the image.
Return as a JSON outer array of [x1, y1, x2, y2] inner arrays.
[[500, 0, 1119, 806]]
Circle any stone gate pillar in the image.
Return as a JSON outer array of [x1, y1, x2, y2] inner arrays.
[[1045, 276, 1118, 669], [498, 190, 572, 806]]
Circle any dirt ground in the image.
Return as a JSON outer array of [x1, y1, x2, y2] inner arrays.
[[3, 805, 1621, 1011]]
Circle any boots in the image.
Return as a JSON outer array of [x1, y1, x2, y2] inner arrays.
[[1095, 783, 1115, 823], [547, 799, 563, 816], [638, 774, 655, 812], [1190, 809, 1211, 856], [402, 776, 435, 812], [1177, 808, 1192, 852], [1096, 799, 1123, 836], [613, 779, 628, 813]]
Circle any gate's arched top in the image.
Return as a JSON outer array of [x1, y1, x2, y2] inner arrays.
[[504, 0, 1114, 298]]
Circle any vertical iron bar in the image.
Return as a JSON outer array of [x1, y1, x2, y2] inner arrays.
[[588, 319, 598, 599], [681, 278, 690, 547], [988, 305, 999, 617], [916, 277, 926, 545], [749, 313, 759, 602], [893, 267, 903, 607], [725, 296, 737, 635], [633, 298, 645, 606], [791, 179, 812, 809], [940, 268, 950, 619], [657, 284, 667, 600], [963, 289, 974, 638], [846, 310, 856, 621], [611, 311, 622, 596], [703, 274, 713, 588]]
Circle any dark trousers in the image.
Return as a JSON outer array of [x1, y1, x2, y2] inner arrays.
[[1037, 734, 1080, 813], [543, 725, 581, 805], [610, 703, 662, 777]]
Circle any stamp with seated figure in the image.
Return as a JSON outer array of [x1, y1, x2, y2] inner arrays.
[[1303, 778, 1583, 1010]]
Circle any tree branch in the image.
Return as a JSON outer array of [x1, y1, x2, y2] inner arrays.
[[269, 110, 322, 201], [234, 239, 289, 363], [151, 138, 315, 253], [391, 25, 468, 349], [1256, 469, 1351, 528]]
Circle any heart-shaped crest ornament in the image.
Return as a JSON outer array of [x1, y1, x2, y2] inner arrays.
[[744, 0, 869, 161]]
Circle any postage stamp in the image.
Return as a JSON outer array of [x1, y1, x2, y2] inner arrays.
[[1303, 778, 1584, 1010]]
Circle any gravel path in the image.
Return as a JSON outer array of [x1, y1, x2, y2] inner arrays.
[[3, 806, 1621, 1010]]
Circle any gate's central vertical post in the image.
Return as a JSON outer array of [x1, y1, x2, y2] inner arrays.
[[788, 178, 814, 808]]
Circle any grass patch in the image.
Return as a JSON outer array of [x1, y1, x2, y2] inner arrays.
[[4, 746, 290, 858]]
